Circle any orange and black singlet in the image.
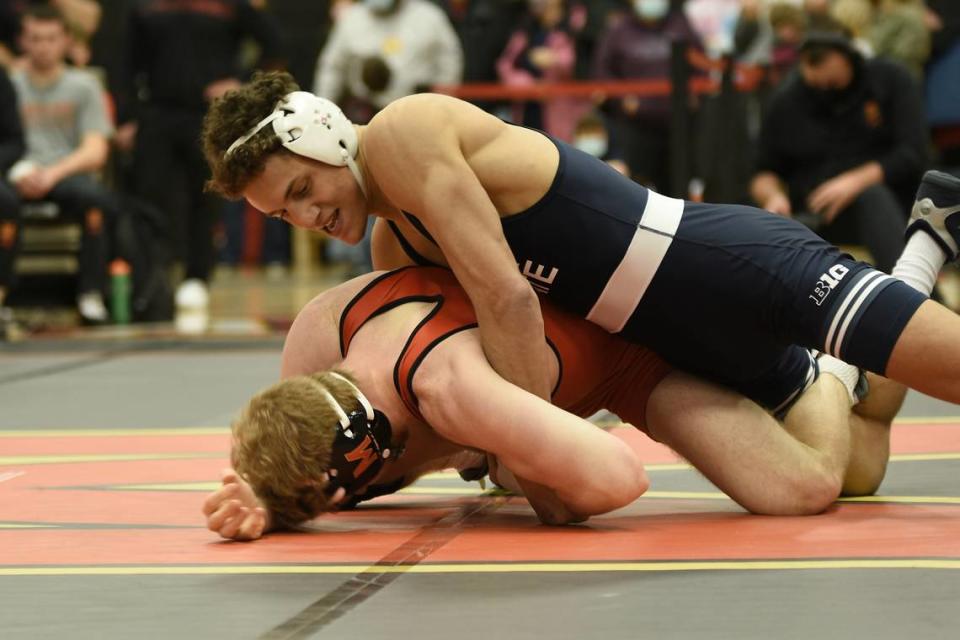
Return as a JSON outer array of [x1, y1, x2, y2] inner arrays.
[[339, 267, 671, 429]]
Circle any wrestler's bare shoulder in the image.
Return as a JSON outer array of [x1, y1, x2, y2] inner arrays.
[[299, 272, 384, 323], [366, 95, 558, 214], [366, 94, 505, 150]]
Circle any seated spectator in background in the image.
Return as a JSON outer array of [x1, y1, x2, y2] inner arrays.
[[496, 0, 589, 142], [10, 5, 115, 322], [0, 0, 101, 68], [571, 110, 628, 177], [313, 0, 463, 119], [592, 0, 703, 192], [869, 0, 931, 81], [750, 24, 927, 274], [0, 66, 23, 339]]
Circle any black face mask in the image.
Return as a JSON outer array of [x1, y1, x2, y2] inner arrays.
[[325, 408, 399, 498]]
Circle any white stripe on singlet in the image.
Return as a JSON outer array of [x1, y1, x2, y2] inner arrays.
[[586, 190, 684, 333], [825, 270, 893, 357]]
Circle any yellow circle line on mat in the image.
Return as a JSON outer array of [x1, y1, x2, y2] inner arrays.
[[0, 452, 223, 466], [0, 428, 229, 438], [1, 559, 959, 577]]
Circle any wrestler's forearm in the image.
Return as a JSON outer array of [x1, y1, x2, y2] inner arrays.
[[476, 286, 553, 400]]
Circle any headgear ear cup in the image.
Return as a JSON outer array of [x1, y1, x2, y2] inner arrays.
[[225, 91, 367, 197]]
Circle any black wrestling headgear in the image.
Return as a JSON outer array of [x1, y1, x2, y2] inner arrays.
[[319, 372, 398, 498]]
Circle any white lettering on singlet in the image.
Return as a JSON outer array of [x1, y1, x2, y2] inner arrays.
[[518, 260, 559, 294]]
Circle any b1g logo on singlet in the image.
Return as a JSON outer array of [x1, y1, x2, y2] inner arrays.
[[518, 260, 559, 295], [809, 264, 850, 306]]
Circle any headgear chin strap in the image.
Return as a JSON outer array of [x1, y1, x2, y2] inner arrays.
[[314, 372, 397, 498], [225, 91, 367, 197]]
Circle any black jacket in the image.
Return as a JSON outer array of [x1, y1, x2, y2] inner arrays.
[[756, 56, 927, 210], [118, 0, 285, 121], [0, 68, 23, 175]]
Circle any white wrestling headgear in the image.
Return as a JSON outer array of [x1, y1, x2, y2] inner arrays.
[[225, 91, 367, 197]]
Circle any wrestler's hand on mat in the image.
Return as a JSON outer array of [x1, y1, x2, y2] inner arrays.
[[202, 468, 271, 541], [488, 455, 587, 525]]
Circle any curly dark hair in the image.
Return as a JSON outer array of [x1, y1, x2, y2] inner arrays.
[[201, 71, 300, 199]]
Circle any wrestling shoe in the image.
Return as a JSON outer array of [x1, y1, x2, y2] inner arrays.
[[906, 170, 960, 261]]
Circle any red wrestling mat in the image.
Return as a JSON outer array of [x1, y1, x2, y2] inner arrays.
[[1, 422, 959, 574]]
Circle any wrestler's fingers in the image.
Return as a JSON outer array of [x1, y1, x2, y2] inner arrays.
[[201, 483, 238, 516], [218, 510, 244, 539], [221, 468, 241, 485], [236, 508, 265, 541], [207, 499, 243, 531]]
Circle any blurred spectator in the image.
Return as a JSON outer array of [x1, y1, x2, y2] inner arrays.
[[10, 5, 115, 322], [571, 109, 629, 176], [592, 0, 703, 191], [685, 0, 741, 57], [803, 0, 833, 28], [869, 0, 931, 80], [571, 0, 627, 79], [733, 0, 774, 65], [750, 25, 927, 273], [768, 2, 808, 83], [0, 65, 22, 338], [830, 0, 875, 57], [444, 0, 527, 96], [0, 0, 101, 67], [925, 0, 960, 171], [496, 0, 589, 141], [117, 0, 284, 311], [313, 0, 463, 117]]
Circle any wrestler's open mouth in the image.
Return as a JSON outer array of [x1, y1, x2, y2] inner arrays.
[[322, 209, 340, 234]]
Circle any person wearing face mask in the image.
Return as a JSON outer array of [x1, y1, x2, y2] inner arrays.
[[592, 0, 703, 191], [572, 111, 629, 176], [750, 22, 927, 274], [313, 0, 463, 115]]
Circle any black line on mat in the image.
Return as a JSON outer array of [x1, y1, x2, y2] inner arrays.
[[0, 350, 126, 386], [259, 497, 501, 640]]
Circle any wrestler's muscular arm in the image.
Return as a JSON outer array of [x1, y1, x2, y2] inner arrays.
[[415, 332, 650, 524], [364, 97, 553, 400]]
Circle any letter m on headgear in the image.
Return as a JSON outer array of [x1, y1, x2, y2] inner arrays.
[[344, 435, 377, 477]]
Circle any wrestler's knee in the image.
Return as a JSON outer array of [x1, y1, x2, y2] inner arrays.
[[740, 466, 842, 516]]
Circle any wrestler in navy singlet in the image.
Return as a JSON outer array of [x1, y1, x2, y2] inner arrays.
[[390, 135, 927, 414]]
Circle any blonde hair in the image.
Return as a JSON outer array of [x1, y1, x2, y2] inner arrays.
[[230, 370, 363, 527]]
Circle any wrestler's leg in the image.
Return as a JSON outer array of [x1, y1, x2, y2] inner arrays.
[[643, 371, 849, 516], [843, 373, 907, 496]]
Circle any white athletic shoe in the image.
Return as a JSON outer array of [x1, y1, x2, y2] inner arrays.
[[77, 291, 108, 324], [907, 170, 960, 261], [175, 279, 209, 310]]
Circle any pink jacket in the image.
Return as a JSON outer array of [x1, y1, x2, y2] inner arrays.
[[496, 29, 590, 142]]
